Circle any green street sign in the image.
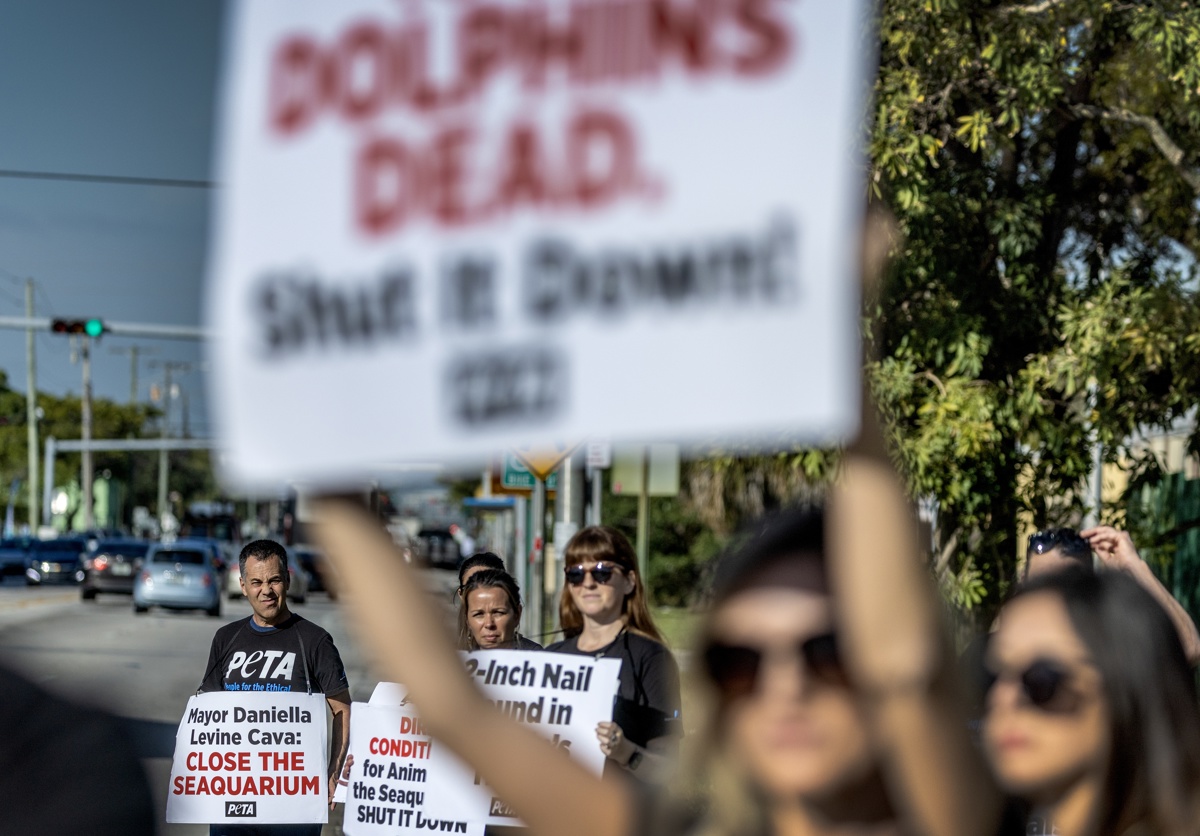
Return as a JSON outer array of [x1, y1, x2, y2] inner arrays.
[[502, 453, 558, 491]]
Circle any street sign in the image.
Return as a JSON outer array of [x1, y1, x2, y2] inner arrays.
[[586, 441, 613, 470], [612, 444, 681, 497], [511, 442, 579, 482], [208, 0, 868, 488], [501, 453, 558, 492]]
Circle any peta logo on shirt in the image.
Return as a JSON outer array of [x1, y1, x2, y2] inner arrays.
[[224, 650, 297, 692]]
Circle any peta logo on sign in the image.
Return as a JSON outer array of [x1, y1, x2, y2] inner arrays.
[[225, 651, 296, 681], [225, 801, 257, 818]]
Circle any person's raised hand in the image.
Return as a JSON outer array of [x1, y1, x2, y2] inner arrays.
[[1081, 525, 1140, 571]]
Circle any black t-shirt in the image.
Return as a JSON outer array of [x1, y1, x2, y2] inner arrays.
[[199, 614, 349, 696], [546, 630, 681, 748], [0, 664, 155, 835]]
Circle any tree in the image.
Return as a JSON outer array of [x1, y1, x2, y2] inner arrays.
[[676, 1, 1200, 625], [869, 0, 1200, 622], [0, 369, 221, 528]]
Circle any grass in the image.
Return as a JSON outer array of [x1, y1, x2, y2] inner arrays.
[[653, 605, 705, 651]]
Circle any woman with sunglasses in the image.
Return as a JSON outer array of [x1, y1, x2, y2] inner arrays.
[[312, 440, 998, 836], [984, 569, 1200, 836], [458, 568, 542, 651], [544, 526, 680, 780]]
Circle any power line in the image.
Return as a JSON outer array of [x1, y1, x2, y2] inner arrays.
[[0, 168, 215, 189]]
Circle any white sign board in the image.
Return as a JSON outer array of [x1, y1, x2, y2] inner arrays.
[[343, 651, 620, 834], [166, 691, 329, 825], [208, 0, 866, 488]]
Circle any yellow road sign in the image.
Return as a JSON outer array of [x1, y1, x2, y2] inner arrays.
[[511, 442, 580, 481]]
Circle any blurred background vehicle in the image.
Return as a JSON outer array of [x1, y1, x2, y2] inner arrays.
[[81, 538, 151, 600], [25, 537, 89, 585], [292, 544, 331, 598], [416, 527, 462, 570], [133, 543, 221, 616], [0, 536, 34, 579], [286, 550, 309, 604]]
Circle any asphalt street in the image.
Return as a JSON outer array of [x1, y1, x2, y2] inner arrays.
[[0, 568, 460, 835]]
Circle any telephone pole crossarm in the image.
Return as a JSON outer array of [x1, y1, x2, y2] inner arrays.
[[0, 316, 209, 340]]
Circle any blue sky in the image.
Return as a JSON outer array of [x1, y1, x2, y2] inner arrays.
[[0, 0, 223, 433]]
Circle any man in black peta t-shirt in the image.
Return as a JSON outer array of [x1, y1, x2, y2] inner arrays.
[[198, 540, 351, 836]]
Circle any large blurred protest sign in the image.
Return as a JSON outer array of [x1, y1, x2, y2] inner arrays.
[[207, 0, 868, 488], [166, 691, 328, 824], [343, 652, 620, 834]]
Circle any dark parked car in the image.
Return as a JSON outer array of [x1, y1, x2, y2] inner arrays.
[[416, 528, 462, 569], [0, 536, 34, 578], [25, 538, 89, 585], [293, 544, 330, 595], [81, 539, 151, 599]]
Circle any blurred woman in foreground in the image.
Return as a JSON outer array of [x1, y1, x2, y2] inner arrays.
[[458, 569, 542, 651], [546, 526, 679, 779], [984, 570, 1200, 836], [314, 429, 998, 835]]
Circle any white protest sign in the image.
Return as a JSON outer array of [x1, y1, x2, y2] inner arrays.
[[208, 0, 868, 488], [343, 651, 620, 834], [167, 691, 329, 824]]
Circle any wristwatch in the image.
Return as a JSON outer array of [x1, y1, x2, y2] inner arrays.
[[626, 749, 643, 771]]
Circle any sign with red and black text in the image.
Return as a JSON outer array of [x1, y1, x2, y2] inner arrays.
[[342, 651, 620, 834], [166, 691, 329, 825], [208, 0, 868, 488]]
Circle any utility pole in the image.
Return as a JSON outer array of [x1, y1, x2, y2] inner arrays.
[[80, 336, 94, 530], [150, 360, 191, 521], [110, 345, 155, 404], [24, 280, 38, 531]]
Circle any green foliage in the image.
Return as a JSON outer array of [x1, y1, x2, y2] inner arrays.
[[683, 2, 1200, 626], [0, 369, 219, 527], [869, 0, 1200, 623]]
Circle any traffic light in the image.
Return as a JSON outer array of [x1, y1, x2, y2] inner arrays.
[[50, 318, 106, 338]]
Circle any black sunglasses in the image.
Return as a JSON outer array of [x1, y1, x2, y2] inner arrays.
[[564, 562, 623, 586], [1028, 528, 1087, 555], [703, 633, 845, 701], [984, 659, 1085, 713]]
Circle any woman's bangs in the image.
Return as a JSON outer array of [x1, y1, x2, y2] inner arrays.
[[563, 531, 628, 569]]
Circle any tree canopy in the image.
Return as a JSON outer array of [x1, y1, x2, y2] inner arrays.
[[868, 0, 1200, 619]]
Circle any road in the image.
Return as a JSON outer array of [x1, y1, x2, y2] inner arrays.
[[0, 569, 460, 835]]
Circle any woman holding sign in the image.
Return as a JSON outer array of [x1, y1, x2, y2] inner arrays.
[[545, 527, 680, 780], [315, 442, 998, 836], [313, 217, 999, 836]]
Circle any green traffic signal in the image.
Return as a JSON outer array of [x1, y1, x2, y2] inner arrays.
[[84, 318, 105, 338]]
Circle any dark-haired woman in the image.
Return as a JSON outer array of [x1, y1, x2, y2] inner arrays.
[[984, 570, 1200, 836], [545, 526, 680, 779], [456, 552, 506, 600], [313, 449, 999, 836], [458, 569, 542, 651]]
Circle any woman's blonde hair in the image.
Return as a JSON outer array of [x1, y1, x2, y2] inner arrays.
[[557, 526, 666, 645]]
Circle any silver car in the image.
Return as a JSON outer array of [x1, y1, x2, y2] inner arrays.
[[133, 543, 221, 617]]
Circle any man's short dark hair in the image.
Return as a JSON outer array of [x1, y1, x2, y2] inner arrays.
[[239, 539, 288, 579]]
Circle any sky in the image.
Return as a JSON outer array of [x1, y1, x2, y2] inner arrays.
[[0, 0, 225, 435]]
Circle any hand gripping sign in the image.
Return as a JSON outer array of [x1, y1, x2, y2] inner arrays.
[[343, 651, 621, 834], [167, 691, 329, 824], [208, 0, 869, 490]]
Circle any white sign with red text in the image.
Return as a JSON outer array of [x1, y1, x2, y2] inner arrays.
[[208, 0, 868, 488], [166, 691, 329, 824], [342, 651, 620, 834]]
